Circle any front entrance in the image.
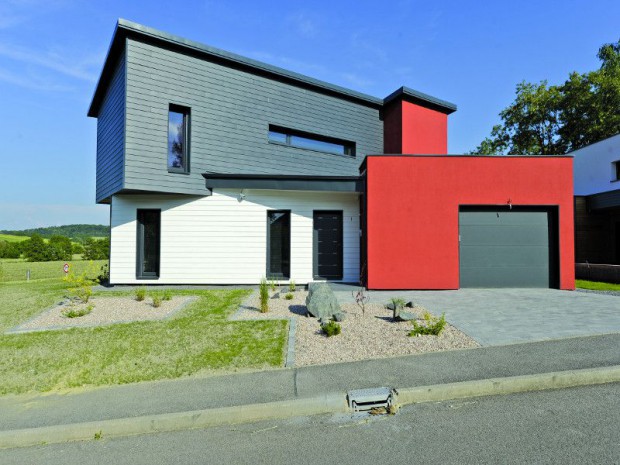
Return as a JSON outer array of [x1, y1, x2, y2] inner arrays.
[[313, 211, 343, 280]]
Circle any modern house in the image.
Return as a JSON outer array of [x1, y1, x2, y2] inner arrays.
[[89, 20, 575, 290], [572, 133, 620, 282]]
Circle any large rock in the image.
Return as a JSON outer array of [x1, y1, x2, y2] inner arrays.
[[306, 283, 345, 323]]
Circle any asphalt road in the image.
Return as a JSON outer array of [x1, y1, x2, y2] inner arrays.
[[2, 383, 619, 465]]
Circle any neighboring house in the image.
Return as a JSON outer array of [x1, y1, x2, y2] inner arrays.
[[572, 134, 620, 281], [89, 20, 575, 290]]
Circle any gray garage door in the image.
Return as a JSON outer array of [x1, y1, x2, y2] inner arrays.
[[459, 208, 556, 288]]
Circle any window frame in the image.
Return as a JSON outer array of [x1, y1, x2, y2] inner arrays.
[[168, 104, 191, 174], [136, 209, 161, 280], [613, 161, 620, 182], [266, 210, 291, 280], [268, 125, 356, 157]]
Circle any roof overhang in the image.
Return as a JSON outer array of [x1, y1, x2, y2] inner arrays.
[[202, 173, 363, 193], [383, 86, 457, 114], [88, 20, 457, 118]]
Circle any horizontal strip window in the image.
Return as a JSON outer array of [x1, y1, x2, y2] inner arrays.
[[268, 125, 355, 157]]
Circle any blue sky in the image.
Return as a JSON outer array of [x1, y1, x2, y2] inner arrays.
[[0, 0, 618, 229]]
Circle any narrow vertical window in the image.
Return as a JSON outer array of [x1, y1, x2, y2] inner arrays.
[[168, 105, 190, 173], [267, 211, 290, 279], [136, 209, 161, 279]]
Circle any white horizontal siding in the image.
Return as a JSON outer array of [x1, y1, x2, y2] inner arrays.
[[110, 190, 360, 284]]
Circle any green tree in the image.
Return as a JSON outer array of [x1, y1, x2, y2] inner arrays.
[[48, 235, 73, 261], [0, 241, 21, 259], [83, 238, 110, 260], [23, 234, 52, 262], [471, 39, 620, 155]]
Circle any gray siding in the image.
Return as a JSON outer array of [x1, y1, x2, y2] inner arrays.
[[123, 39, 383, 195], [96, 50, 126, 203]]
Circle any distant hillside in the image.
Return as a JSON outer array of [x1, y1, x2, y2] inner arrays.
[[0, 224, 109, 240]]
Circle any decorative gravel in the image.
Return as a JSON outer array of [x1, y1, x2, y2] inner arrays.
[[10, 296, 195, 333], [232, 290, 480, 367]]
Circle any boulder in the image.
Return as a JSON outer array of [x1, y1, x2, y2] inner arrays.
[[306, 283, 345, 322], [394, 311, 416, 321]]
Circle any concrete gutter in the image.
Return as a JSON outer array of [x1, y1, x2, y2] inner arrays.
[[1, 365, 619, 450]]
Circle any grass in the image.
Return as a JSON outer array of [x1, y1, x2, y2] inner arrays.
[[0, 259, 107, 283], [575, 279, 620, 291], [0, 234, 29, 243], [0, 278, 287, 395]]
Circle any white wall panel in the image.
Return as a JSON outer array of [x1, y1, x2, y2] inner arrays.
[[110, 190, 360, 284]]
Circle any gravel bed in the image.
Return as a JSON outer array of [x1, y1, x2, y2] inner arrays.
[[10, 296, 195, 333], [232, 290, 479, 367]]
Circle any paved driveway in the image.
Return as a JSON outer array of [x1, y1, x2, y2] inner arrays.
[[334, 288, 620, 346]]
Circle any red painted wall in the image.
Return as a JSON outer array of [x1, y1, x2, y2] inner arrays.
[[365, 156, 575, 290], [383, 101, 448, 154]]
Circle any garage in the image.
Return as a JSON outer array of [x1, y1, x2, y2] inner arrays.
[[459, 207, 558, 288]]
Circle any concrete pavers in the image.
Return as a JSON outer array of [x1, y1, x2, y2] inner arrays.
[[334, 288, 620, 346]]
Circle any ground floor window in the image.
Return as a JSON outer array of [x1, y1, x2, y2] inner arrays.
[[267, 210, 290, 279], [136, 209, 161, 279]]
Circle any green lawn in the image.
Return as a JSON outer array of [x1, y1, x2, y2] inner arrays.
[[0, 278, 287, 395], [575, 279, 620, 291], [0, 259, 107, 283]]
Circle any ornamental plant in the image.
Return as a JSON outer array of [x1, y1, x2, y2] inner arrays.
[[259, 278, 269, 313]]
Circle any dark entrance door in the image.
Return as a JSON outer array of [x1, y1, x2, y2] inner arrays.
[[313, 211, 343, 280]]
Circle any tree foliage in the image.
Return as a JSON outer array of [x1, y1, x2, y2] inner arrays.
[[82, 238, 110, 260], [472, 39, 620, 155], [0, 224, 109, 240]]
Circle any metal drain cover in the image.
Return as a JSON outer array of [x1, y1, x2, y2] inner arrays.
[[347, 387, 395, 412]]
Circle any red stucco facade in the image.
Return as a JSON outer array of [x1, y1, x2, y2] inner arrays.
[[363, 155, 575, 290], [383, 100, 448, 154]]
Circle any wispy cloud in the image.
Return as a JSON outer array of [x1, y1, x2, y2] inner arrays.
[[0, 0, 67, 30], [339, 72, 373, 89], [0, 43, 103, 82], [287, 12, 319, 39], [0, 67, 74, 92], [348, 31, 389, 65]]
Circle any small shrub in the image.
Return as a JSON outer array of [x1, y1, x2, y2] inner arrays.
[[94, 430, 103, 440], [97, 263, 110, 285], [321, 320, 341, 337], [289, 280, 296, 292], [135, 287, 146, 302], [162, 290, 172, 301], [259, 278, 269, 313], [409, 312, 446, 337], [62, 304, 94, 319], [64, 265, 97, 303], [389, 297, 407, 319], [269, 279, 277, 293], [284, 292, 294, 300], [152, 295, 162, 308]]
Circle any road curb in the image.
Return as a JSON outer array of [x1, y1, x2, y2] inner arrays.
[[1, 365, 618, 449], [396, 365, 620, 405], [0, 393, 348, 450]]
